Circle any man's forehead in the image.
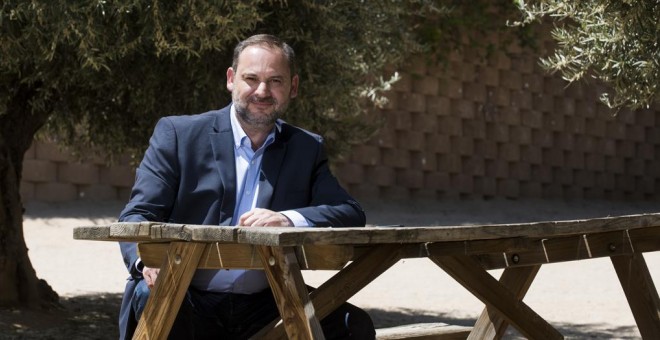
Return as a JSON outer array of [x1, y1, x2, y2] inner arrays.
[[236, 45, 289, 74]]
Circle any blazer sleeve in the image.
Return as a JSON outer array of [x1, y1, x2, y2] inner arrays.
[[118, 117, 180, 276]]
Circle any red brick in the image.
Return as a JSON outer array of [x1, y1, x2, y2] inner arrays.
[[451, 136, 474, 155], [500, 70, 522, 90], [412, 113, 438, 133], [382, 149, 410, 169], [475, 139, 498, 160], [533, 93, 554, 113], [350, 145, 381, 166], [492, 87, 510, 107], [531, 165, 553, 183], [22, 159, 57, 182], [392, 73, 412, 92], [480, 67, 499, 87], [485, 159, 508, 178], [58, 162, 99, 185], [464, 83, 487, 103], [575, 99, 597, 118], [474, 176, 497, 196], [543, 148, 564, 167], [412, 76, 439, 96], [397, 169, 424, 189], [425, 136, 448, 156], [462, 157, 485, 176], [454, 174, 474, 193], [438, 116, 462, 136], [452, 99, 476, 119], [35, 141, 73, 162], [35, 182, 78, 202], [335, 163, 364, 184], [521, 145, 542, 164], [426, 97, 451, 116], [522, 109, 543, 128], [510, 90, 532, 110], [438, 78, 463, 99], [486, 123, 509, 143], [368, 166, 395, 186], [78, 184, 119, 201], [374, 128, 396, 149], [532, 129, 553, 148], [544, 112, 565, 132], [424, 172, 450, 190], [585, 154, 605, 171], [399, 92, 426, 113], [499, 143, 520, 162], [520, 181, 543, 198], [586, 118, 606, 137], [497, 179, 519, 198], [522, 74, 543, 93], [438, 154, 462, 173], [462, 120, 486, 139], [99, 165, 136, 188]]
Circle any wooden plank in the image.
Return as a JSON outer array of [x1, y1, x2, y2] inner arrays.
[[133, 242, 205, 340], [258, 246, 324, 340], [75, 213, 660, 246], [468, 265, 541, 339], [376, 322, 472, 340], [430, 255, 563, 339], [611, 254, 660, 339], [138, 242, 353, 270], [464, 227, 660, 270], [227, 213, 660, 246], [255, 244, 407, 340]]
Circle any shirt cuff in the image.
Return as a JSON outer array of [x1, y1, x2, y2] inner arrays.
[[280, 210, 310, 227]]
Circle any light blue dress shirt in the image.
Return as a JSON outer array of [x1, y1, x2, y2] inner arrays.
[[189, 105, 307, 294]]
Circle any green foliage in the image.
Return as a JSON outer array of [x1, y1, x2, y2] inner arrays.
[[513, 0, 660, 110], [0, 1, 422, 160]]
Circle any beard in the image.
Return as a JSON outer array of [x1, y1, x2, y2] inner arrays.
[[234, 95, 288, 129]]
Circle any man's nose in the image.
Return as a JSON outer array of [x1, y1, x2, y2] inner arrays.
[[255, 82, 270, 96]]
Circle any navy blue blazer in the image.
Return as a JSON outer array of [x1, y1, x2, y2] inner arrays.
[[116, 104, 365, 338]]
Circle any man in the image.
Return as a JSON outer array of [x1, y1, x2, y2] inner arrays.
[[117, 34, 376, 339]]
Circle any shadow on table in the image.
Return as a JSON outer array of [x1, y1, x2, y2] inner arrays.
[[367, 308, 641, 339]]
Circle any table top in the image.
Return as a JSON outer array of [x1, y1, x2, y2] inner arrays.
[[74, 212, 660, 246]]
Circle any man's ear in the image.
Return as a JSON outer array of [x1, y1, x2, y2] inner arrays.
[[226, 67, 235, 92], [290, 74, 299, 99]]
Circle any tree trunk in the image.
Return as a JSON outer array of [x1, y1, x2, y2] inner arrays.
[[0, 85, 58, 309]]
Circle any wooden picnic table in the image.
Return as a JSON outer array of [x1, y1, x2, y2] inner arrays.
[[74, 213, 660, 339]]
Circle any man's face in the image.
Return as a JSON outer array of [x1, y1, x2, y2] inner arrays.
[[227, 45, 299, 129]]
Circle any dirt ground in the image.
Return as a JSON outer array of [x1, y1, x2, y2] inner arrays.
[[2, 198, 659, 339]]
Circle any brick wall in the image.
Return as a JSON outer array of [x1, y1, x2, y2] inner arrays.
[[20, 33, 660, 203]]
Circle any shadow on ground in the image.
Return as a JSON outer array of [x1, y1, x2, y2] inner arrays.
[[0, 293, 640, 339]]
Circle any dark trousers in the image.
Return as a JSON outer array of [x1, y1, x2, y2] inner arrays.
[[126, 279, 375, 339]]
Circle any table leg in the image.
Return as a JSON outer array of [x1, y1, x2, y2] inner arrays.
[[258, 246, 325, 340], [611, 254, 660, 339], [469, 265, 541, 339], [133, 242, 205, 340], [253, 244, 406, 340], [430, 255, 562, 339]]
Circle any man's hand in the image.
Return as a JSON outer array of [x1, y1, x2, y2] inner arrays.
[[239, 208, 294, 227], [143, 266, 160, 289]]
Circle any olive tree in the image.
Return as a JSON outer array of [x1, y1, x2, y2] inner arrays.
[[0, 0, 435, 308], [514, 0, 660, 110]]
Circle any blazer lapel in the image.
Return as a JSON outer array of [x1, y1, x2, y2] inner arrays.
[[209, 108, 236, 225], [257, 137, 286, 209]]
